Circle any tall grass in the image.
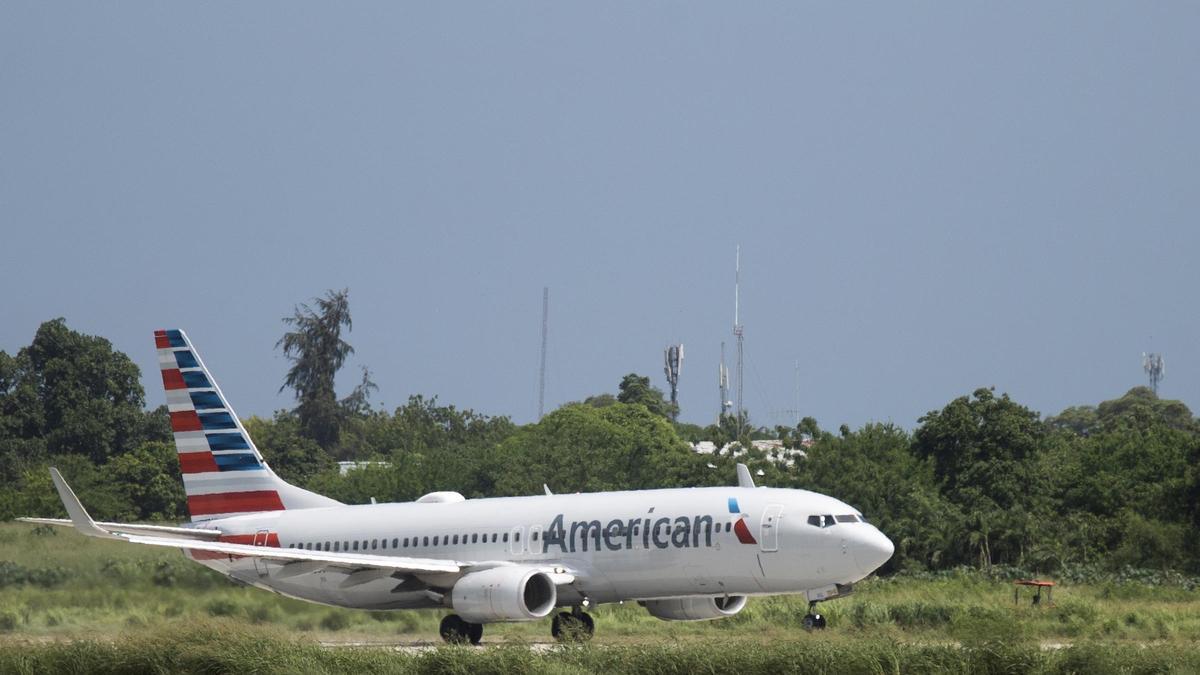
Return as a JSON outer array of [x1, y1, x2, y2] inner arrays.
[[2, 620, 1200, 674]]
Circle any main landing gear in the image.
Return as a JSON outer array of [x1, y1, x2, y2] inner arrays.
[[802, 601, 827, 631], [439, 614, 483, 645], [551, 607, 595, 642]]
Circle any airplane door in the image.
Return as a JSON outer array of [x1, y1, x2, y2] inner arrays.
[[509, 526, 524, 556], [252, 529, 270, 576], [760, 505, 784, 553]]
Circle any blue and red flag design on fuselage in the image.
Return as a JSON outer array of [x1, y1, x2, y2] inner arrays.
[[727, 497, 757, 545]]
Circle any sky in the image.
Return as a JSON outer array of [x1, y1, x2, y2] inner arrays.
[[2, 3, 1197, 431]]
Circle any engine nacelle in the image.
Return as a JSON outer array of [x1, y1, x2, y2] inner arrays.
[[642, 595, 748, 621], [449, 566, 557, 623]]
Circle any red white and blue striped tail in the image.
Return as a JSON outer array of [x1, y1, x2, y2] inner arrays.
[[155, 329, 341, 522]]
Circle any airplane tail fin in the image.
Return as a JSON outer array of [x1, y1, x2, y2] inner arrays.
[[155, 329, 341, 522]]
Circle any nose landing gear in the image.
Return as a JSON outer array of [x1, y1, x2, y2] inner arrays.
[[802, 601, 827, 630]]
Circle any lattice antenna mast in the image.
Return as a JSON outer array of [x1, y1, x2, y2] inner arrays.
[[734, 246, 744, 440], [664, 344, 683, 421], [538, 287, 549, 420], [1142, 351, 1165, 395], [718, 341, 731, 422]]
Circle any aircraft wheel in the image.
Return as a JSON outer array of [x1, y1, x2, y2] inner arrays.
[[802, 613, 826, 631], [466, 620, 484, 645], [552, 610, 595, 642], [439, 614, 470, 644]]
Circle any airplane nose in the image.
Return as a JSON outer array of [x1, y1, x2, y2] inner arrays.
[[851, 526, 894, 575]]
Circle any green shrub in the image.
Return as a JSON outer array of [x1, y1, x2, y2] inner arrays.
[[320, 611, 351, 631], [205, 599, 238, 617]]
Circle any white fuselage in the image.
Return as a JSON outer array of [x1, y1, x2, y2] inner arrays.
[[190, 486, 893, 612]]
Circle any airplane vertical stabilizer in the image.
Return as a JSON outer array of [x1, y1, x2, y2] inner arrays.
[[155, 329, 341, 521]]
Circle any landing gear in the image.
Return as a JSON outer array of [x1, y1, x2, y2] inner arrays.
[[802, 601, 827, 630], [439, 614, 483, 645], [551, 607, 595, 642]]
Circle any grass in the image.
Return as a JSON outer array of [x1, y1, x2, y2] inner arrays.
[[3, 522, 1200, 672]]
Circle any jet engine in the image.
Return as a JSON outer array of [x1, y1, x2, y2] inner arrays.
[[642, 595, 748, 621], [449, 566, 557, 623]]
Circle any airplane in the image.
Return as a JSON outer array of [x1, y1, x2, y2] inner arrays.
[[22, 329, 894, 644]]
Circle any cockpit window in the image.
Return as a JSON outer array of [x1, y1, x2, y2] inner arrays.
[[835, 514, 859, 523], [807, 514, 837, 528]]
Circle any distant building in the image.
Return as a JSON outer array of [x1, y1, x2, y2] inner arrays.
[[689, 440, 806, 466], [337, 461, 391, 476]]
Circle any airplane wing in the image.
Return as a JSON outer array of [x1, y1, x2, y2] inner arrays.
[[17, 518, 223, 540], [36, 468, 575, 584]]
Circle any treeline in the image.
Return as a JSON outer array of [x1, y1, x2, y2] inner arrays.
[[2, 314, 1198, 577]]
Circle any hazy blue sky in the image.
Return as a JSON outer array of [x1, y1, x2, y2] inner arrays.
[[2, 3, 1197, 430]]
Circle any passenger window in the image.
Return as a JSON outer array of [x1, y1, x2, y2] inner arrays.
[[492, 533, 498, 543], [373, 539, 379, 549], [472, 534, 478, 543], [433, 536, 439, 546], [423, 536, 429, 546], [324, 542, 330, 551], [453, 535, 459, 545], [353, 541, 359, 551], [502, 532, 509, 543], [515, 532, 521, 542], [532, 531, 539, 541], [726, 522, 732, 533], [344, 541, 349, 550], [334, 541, 341, 552]]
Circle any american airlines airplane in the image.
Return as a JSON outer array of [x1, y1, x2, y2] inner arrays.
[[24, 329, 894, 643]]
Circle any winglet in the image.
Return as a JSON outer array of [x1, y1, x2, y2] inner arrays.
[[735, 463, 755, 489], [48, 468, 117, 539], [544, 484, 553, 496]]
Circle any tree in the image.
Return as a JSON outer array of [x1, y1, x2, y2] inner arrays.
[[244, 414, 336, 484], [1096, 387, 1195, 432], [277, 289, 361, 449], [616, 374, 674, 419], [0, 319, 165, 465], [489, 403, 704, 496], [912, 388, 1045, 567]]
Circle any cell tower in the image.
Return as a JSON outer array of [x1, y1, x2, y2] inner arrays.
[[718, 341, 731, 421], [733, 246, 744, 440], [537, 287, 549, 420], [664, 344, 683, 421], [1143, 351, 1165, 394]]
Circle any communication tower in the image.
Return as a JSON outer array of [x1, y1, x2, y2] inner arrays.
[[718, 341, 731, 421], [734, 246, 744, 440], [538, 287, 549, 420], [664, 344, 683, 421], [1143, 352, 1165, 394]]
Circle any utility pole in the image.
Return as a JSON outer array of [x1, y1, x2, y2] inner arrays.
[[538, 287, 549, 420]]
